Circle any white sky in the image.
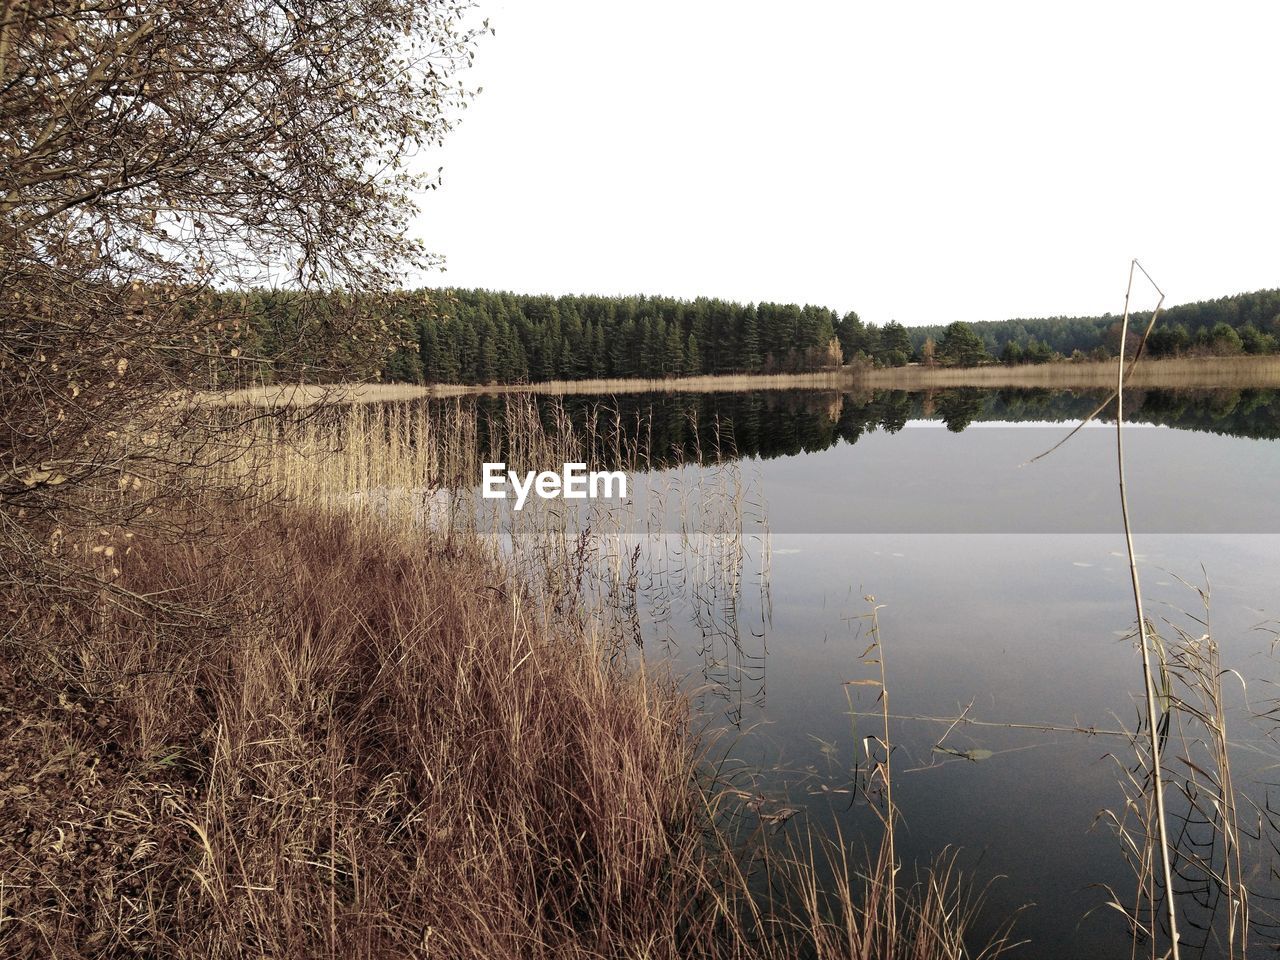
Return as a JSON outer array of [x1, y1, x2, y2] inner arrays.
[[412, 1, 1280, 327]]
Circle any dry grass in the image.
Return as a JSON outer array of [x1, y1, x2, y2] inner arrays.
[[205, 355, 1280, 407], [208, 370, 855, 406], [1033, 265, 1250, 959], [858, 355, 1280, 390], [2, 510, 714, 958], [1, 394, 1017, 959]]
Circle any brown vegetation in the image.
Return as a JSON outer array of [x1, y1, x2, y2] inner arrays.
[[1, 0, 483, 629], [208, 354, 1280, 407], [0, 397, 1015, 959], [3, 2, 1016, 953], [1, 509, 707, 957], [856, 354, 1280, 391], [210, 369, 856, 406], [0, 504, 1014, 959]]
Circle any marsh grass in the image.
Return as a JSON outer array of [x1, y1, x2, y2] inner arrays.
[[210, 370, 856, 406], [206, 355, 1280, 408], [859, 355, 1280, 392], [1, 392, 1015, 958], [4, 510, 717, 958], [1096, 599, 1253, 959], [1024, 262, 1260, 959]]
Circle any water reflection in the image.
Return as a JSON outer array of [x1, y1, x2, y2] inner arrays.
[[466, 386, 1280, 471], [277, 385, 1280, 957], [456, 386, 1279, 957]]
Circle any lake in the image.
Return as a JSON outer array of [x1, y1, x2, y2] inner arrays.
[[440, 386, 1280, 958]]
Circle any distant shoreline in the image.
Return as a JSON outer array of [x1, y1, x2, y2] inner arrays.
[[211, 355, 1280, 405], [856, 354, 1280, 390]]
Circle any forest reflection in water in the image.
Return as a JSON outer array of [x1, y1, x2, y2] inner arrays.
[[453, 384, 1280, 957], [267, 384, 1279, 956], [463, 385, 1280, 472]]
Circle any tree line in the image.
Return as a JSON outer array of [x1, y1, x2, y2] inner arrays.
[[226, 288, 857, 385], [909, 289, 1280, 364], [415, 290, 844, 383], [214, 286, 1280, 386], [226, 289, 1000, 384]]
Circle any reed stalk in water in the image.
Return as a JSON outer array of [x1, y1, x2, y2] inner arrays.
[[1113, 259, 1179, 959]]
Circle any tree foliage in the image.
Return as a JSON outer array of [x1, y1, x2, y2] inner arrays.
[[936, 322, 989, 367], [233, 289, 854, 384], [2, 0, 481, 609], [874, 321, 913, 367], [908, 289, 1280, 363]]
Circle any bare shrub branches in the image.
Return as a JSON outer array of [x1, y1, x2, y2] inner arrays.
[[1, 0, 482, 632], [2, 0, 480, 287]]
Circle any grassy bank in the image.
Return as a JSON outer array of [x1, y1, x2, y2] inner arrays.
[[856, 354, 1280, 390], [209, 370, 853, 406], [2, 509, 724, 957], [210, 355, 1280, 406], [1, 400, 1012, 959]]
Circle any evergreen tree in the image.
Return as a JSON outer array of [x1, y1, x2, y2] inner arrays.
[[509, 335, 528, 382], [419, 319, 442, 381], [1239, 323, 1277, 355], [613, 318, 638, 378], [383, 345, 424, 383], [239, 284, 1280, 386], [1207, 322, 1244, 355], [836, 311, 867, 359], [589, 323, 606, 377], [457, 315, 479, 383], [641, 317, 663, 375], [663, 322, 685, 376], [737, 307, 761, 370], [684, 332, 702, 374], [1025, 338, 1054, 364], [936, 321, 989, 367], [876, 321, 912, 367], [477, 317, 497, 383], [556, 339, 572, 379]]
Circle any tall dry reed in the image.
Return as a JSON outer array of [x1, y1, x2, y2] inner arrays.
[[1, 391, 1016, 959]]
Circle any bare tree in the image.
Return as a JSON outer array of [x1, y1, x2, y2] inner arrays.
[[1, 0, 482, 625]]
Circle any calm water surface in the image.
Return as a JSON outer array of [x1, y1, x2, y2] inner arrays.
[[468, 387, 1280, 958]]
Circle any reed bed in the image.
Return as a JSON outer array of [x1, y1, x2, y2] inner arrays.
[[1, 392, 1014, 959], [858, 355, 1280, 391], [1034, 262, 1261, 959], [4, 509, 715, 958], [205, 354, 1280, 408], [221, 396, 773, 670], [207, 370, 855, 407]]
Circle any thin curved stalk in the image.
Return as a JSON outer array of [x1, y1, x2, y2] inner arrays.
[[870, 602, 897, 950], [1115, 258, 1179, 959]]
